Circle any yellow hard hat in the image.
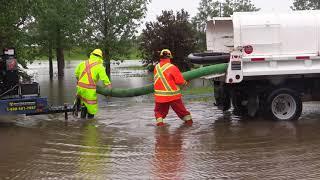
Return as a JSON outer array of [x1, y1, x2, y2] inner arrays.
[[91, 49, 103, 58], [160, 49, 173, 58]]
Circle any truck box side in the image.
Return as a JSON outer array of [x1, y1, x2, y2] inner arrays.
[[206, 17, 233, 53], [233, 11, 320, 57], [206, 11, 320, 80], [207, 10, 320, 121]]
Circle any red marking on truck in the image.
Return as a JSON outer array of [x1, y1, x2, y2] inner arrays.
[[296, 56, 310, 60], [251, 58, 265, 61]]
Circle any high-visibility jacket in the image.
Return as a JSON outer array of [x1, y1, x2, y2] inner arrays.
[[74, 55, 111, 115], [154, 59, 187, 103]]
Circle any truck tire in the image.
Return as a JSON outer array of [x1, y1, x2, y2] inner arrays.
[[266, 88, 302, 121]]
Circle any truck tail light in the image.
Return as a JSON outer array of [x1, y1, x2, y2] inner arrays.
[[244, 45, 253, 54]]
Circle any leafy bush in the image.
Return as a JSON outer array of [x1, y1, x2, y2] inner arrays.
[[140, 10, 197, 72]]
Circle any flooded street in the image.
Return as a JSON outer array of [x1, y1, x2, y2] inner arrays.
[[1, 61, 320, 179]]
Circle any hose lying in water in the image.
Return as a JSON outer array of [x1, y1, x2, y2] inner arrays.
[[96, 63, 228, 97]]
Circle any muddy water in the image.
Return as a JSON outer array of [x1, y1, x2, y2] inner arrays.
[[1, 61, 320, 179]]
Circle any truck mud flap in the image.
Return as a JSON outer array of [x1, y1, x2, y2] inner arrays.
[[214, 82, 231, 111]]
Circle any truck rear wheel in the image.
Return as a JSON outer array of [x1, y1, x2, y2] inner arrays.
[[266, 88, 302, 121]]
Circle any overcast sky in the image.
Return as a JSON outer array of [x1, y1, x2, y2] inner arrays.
[[144, 0, 293, 23]]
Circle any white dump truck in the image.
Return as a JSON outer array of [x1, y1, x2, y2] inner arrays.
[[189, 10, 320, 120]]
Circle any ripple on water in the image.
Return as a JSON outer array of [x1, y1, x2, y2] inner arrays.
[[2, 101, 320, 179]]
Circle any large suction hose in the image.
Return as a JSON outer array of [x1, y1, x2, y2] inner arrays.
[[96, 63, 228, 97]]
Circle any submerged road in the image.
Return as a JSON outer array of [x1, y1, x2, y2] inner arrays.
[[1, 61, 320, 179]]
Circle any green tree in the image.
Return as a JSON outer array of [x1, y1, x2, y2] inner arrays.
[[193, 0, 259, 30], [32, 0, 87, 78], [84, 0, 150, 77], [223, 0, 259, 17], [140, 10, 197, 72], [291, 0, 320, 10], [0, 0, 36, 67], [193, 0, 221, 32], [192, 0, 221, 51]]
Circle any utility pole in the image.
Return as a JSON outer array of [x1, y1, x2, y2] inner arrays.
[[219, 2, 222, 17], [219, 0, 225, 17]]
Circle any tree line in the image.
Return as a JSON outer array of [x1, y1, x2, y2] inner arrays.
[[0, 0, 149, 78], [0, 0, 317, 77]]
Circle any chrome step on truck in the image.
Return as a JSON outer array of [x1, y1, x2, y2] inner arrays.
[[191, 10, 320, 121]]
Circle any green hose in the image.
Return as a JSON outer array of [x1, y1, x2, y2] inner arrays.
[[96, 63, 228, 97]]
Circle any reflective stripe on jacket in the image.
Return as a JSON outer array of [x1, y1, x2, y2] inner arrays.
[[153, 58, 186, 103], [74, 55, 111, 115], [75, 55, 111, 87], [77, 60, 101, 89]]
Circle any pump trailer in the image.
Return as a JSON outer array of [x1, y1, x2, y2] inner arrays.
[[0, 48, 73, 118]]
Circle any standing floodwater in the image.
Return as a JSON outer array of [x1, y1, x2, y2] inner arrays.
[[1, 60, 320, 179]]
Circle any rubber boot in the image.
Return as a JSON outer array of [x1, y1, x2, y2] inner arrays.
[[157, 122, 165, 126], [87, 113, 95, 119], [80, 106, 87, 119], [156, 117, 165, 126], [184, 119, 193, 126]]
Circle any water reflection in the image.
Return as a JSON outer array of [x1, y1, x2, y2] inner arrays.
[[153, 125, 192, 179], [1, 61, 320, 179], [78, 120, 111, 179]]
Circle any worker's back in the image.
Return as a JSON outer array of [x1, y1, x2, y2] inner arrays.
[[75, 55, 110, 86], [154, 58, 186, 103]]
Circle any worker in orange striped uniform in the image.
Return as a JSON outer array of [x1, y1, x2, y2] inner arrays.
[[153, 49, 193, 126], [74, 49, 112, 119]]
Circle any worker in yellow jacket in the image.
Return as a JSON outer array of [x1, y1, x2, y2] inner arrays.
[[74, 49, 112, 118]]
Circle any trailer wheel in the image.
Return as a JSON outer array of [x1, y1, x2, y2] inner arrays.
[[266, 88, 302, 121]]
